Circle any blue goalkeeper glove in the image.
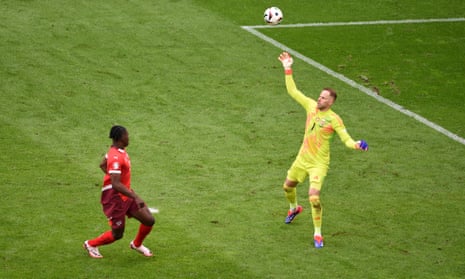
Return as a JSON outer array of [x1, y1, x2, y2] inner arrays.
[[357, 140, 369, 151]]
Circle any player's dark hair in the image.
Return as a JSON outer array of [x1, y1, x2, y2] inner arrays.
[[324, 87, 337, 102], [109, 125, 127, 141]]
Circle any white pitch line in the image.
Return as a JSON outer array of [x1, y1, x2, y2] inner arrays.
[[241, 20, 465, 146], [245, 17, 465, 29]]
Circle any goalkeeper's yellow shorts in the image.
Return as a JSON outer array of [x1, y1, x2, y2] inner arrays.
[[286, 157, 327, 190]]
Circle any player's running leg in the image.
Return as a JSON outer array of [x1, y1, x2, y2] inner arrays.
[[309, 170, 326, 248], [310, 194, 324, 248], [130, 205, 155, 257], [283, 179, 302, 224], [309, 188, 323, 248], [83, 229, 120, 258]]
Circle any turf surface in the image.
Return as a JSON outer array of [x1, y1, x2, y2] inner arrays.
[[1, 1, 464, 278]]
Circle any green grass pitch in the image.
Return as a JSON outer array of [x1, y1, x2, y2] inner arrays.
[[1, 0, 464, 278]]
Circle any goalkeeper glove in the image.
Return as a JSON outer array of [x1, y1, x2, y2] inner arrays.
[[357, 140, 369, 151], [278, 52, 293, 69]]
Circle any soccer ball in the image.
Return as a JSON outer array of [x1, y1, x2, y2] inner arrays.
[[264, 7, 283, 25]]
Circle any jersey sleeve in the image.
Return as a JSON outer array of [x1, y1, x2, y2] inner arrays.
[[107, 153, 123, 175], [333, 115, 357, 149], [285, 74, 315, 110]]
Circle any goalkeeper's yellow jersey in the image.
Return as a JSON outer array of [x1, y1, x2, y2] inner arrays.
[[285, 74, 357, 169]]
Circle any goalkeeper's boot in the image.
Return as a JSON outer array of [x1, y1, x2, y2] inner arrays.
[[313, 235, 324, 249], [130, 241, 153, 257], [83, 240, 103, 258], [285, 205, 303, 224]]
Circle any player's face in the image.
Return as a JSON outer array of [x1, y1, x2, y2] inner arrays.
[[317, 90, 334, 111], [121, 131, 129, 147]]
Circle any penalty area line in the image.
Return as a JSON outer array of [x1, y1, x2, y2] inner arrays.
[[240, 23, 465, 146]]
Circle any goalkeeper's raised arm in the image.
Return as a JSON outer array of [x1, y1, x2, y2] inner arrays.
[[278, 52, 313, 108]]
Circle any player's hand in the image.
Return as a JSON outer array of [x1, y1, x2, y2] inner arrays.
[[278, 52, 293, 69], [356, 140, 369, 151], [134, 196, 146, 209]]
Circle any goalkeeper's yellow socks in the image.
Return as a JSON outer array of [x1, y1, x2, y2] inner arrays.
[[283, 185, 297, 210], [311, 206, 323, 233]]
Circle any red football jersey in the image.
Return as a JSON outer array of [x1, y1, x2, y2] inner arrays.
[[103, 146, 131, 200]]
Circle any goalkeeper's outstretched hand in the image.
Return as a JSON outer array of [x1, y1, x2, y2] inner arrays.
[[356, 140, 369, 151], [278, 52, 293, 69]]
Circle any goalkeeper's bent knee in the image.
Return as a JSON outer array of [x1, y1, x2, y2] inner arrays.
[[309, 195, 321, 208]]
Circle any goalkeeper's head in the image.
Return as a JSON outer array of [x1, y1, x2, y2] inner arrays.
[[317, 88, 337, 111]]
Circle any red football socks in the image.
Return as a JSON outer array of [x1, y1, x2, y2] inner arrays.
[[132, 224, 153, 247], [88, 231, 115, 247]]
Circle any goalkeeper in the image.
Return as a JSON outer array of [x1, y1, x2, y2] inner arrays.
[[277, 52, 368, 248]]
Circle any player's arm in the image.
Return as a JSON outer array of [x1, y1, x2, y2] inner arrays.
[[336, 127, 357, 149], [278, 52, 313, 108], [99, 155, 107, 173], [333, 117, 368, 151], [110, 174, 146, 208]]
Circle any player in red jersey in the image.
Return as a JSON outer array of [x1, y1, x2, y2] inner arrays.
[[83, 125, 155, 258]]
